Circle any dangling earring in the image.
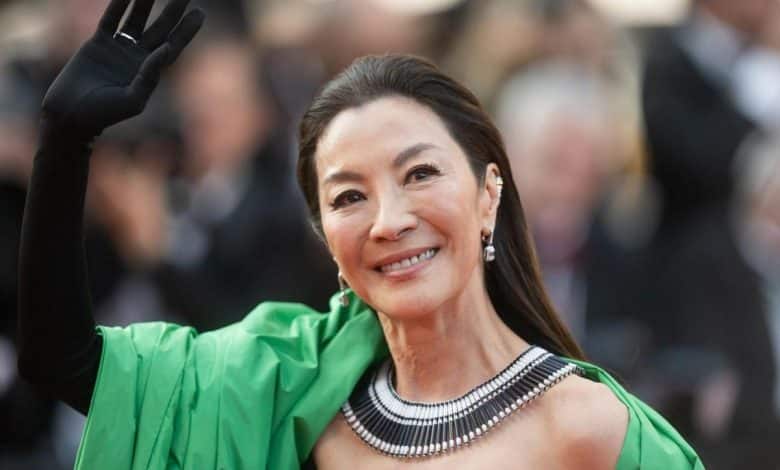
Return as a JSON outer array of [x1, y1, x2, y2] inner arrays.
[[483, 230, 496, 262], [338, 271, 350, 307], [482, 174, 502, 263]]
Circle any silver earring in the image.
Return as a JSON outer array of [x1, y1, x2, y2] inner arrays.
[[483, 229, 496, 262], [482, 174, 502, 263], [338, 271, 350, 307]]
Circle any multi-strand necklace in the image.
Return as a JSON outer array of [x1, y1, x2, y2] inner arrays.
[[341, 345, 584, 458]]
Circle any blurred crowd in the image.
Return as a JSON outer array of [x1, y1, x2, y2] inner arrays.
[[0, 0, 778, 468]]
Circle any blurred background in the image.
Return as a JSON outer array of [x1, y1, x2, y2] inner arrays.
[[0, 0, 778, 468]]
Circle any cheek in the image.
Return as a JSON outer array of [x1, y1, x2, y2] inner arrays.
[[417, 179, 483, 251], [322, 214, 366, 278]]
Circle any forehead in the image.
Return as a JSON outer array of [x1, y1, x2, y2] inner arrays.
[[315, 96, 461, 171]]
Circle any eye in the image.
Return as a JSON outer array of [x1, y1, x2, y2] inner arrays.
[[330, 189, 365, 209], [406, 164, 441, 183]]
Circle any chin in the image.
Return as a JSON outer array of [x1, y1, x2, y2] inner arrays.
[[362, 281, 453, 321]]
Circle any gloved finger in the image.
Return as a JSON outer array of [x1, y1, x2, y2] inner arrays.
[[166, 9, 205, 63], [98, 0, 132, 34], [140, 0, 190, 50], [121, 0, 155, 39], [125, 44, 170, 107]]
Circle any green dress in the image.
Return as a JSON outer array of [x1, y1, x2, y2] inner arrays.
[[74, 292, 704, 469]]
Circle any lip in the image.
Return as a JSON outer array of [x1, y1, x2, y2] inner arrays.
[[372, 246, 439, 271], [371, 246, 440, 282]]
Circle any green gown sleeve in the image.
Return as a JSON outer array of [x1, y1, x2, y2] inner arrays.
[[569, 359, 706, 470], [74, 291, 387, 470]]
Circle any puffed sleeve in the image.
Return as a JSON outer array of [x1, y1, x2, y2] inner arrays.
[[74, 291, 387, 470]]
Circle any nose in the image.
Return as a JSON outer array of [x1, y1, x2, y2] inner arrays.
[[369, 191, 417, 241]]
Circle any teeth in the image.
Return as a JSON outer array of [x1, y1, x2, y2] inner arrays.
[[380, 249, 437, 273]]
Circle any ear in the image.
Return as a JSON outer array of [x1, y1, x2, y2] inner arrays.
[[480, 163, 502, 234]]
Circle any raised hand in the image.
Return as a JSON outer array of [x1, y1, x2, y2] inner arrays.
[[42, 0, 204, 139]]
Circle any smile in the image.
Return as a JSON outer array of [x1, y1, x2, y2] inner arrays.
[[379, 248, 438, 274]]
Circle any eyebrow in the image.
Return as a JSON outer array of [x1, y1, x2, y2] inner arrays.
[[322, 142, 439, 186], [393, 142, 438, 169]]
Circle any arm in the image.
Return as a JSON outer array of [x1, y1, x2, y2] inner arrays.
[[16, 0, 203, 414]]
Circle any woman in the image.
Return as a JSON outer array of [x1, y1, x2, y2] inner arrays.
[[17, 0, 703, 468]]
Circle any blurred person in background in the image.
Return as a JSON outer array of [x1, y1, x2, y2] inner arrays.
[[443, 0, 628, 108], [306, 0, 469, 78], [641, 2, 780, 466], [250, 0, 332, 124], [641, 0, 772, 260], [163, 32, 337, 329], [530, 0, 615, 74], [496, 61, 654, 378], [649, 135, 780, 469], [439, 0, 540, 104], [84, 100, 184, 325], [0, 0, 108, 108]]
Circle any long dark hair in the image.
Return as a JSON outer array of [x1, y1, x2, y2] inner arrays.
[[297, 54, 584, 360]]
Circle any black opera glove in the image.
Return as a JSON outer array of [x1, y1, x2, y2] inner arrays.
[[41, 0, 204, 140]]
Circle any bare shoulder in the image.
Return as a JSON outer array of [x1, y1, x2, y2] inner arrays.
[[540, 373, 629, 469]]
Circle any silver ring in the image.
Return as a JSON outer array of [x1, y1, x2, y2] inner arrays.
[[114, 31, 138, 45]]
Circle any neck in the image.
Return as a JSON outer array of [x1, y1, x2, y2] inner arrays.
[[378, 280, 528, 402]]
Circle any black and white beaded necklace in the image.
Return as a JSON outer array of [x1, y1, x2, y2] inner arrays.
[[341, 345, 584, 458]]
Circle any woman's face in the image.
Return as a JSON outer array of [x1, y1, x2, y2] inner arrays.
[[315, 96, 500, 319]]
